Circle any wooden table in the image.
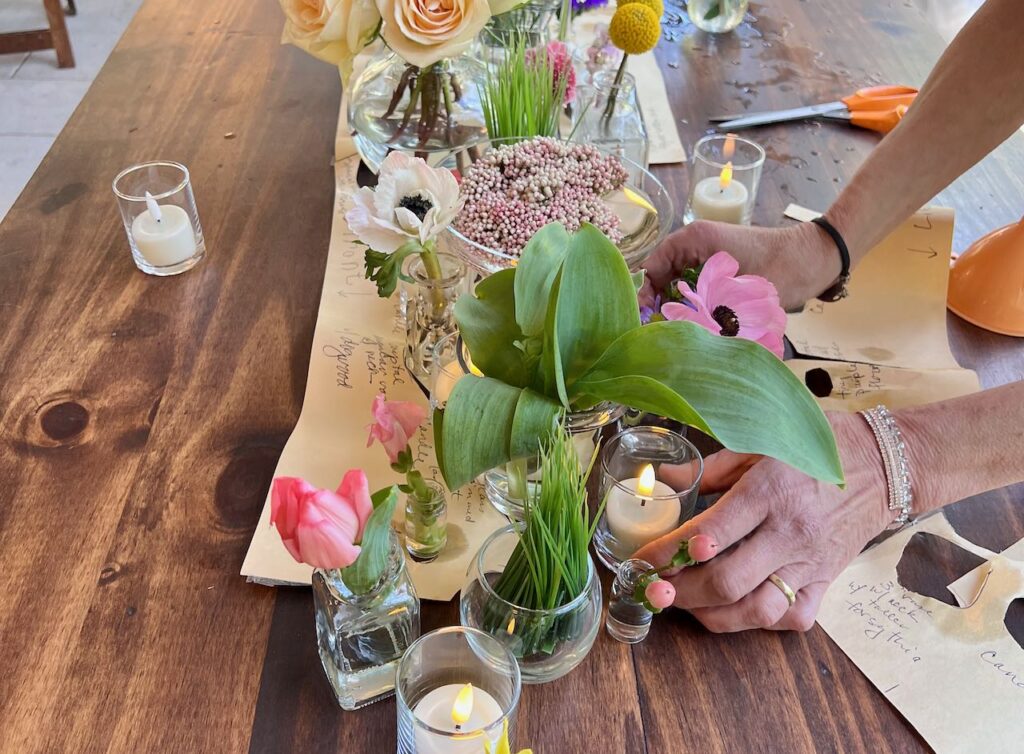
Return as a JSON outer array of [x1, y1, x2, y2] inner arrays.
[[1, 0, 1022, 751]]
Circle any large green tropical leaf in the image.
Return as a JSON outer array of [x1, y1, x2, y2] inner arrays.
[[550, 224, 641, 400], [340, 485, 399, 594], [436, 375, 562, 489], [513, 223, 571, 337], [574, 320, 844, 485], [453, 269, 531, 387]]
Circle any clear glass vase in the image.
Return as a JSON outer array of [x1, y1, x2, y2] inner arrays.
[[606, 557, 656, 644], [312, 532, 421, 710], [481, 0, 560, 54], [483, 402, 625, 519], [687, 0, 749, 33], [460, 525, 602, 684], [404, 251, 469, 381], [404, 480, 448, 562], [348, 50, 488, 173], [574, 71, 650, 171]]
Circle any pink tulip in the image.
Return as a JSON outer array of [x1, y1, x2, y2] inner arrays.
[[367, 393, 428, 464], [688, 534, 719, 563], [270, 470, 374, 570], [645, 579, 676, 610], [661, 251, 787, 358]]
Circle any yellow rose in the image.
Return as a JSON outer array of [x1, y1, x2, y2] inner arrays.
[[376, 0, 492, 69], [279, 0, 380, 81]]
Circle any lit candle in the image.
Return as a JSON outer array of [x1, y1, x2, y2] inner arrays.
[[690, 161, 749, 224], [413, 683, 504, 753], [131, 191, 197, 267], [606, 464, 680, 555]]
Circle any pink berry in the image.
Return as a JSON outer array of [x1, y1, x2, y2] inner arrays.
[[688, 534, 719, 563], [644, 579, 676, 610]]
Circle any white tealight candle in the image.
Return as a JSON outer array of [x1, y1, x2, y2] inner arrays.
[[413, 683, 504, 754], [433, 361, 465, 405], [690, 162, 749, 224], [131, 191, 197, 267], [606, 464, 680, 555]]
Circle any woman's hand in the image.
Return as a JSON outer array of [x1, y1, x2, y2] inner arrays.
[[640, 219, 840, 312], [634, 412, 893, 632]]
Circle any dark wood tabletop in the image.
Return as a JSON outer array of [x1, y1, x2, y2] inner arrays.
[[1, 0, 1022, 751]]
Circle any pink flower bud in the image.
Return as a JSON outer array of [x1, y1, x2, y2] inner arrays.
[[644, 579, 676, 611], [689, 534, 719, 563]]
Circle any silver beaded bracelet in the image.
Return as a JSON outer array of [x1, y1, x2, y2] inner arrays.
[[859, 405, 914, 529]]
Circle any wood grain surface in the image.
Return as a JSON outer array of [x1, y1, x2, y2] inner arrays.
[[0, 0, 1021, 752]]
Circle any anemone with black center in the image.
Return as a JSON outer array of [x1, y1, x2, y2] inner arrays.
[[712, 305, 740, 337], [398, 194, 433, 221]]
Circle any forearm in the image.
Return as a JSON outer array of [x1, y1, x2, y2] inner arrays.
[[825, 0, 1024, 266], [898, 381, 1024, 514]]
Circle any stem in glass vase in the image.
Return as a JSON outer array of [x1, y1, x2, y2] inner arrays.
[[602, 54, 628, 124], [418, 243, 447, 315]]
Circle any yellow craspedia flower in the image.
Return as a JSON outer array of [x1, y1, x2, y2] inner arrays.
[[617, 0, 664, 20], [609, 3, 661, 55]]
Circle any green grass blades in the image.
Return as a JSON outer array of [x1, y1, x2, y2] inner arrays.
[[480, 35, 568, 141]]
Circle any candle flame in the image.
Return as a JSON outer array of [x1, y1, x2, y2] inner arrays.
[[719, 162, 734, 190], [637, 464, 656, 497], [451, 683, 474, 726], [506, 617, 516, 635], [723, 133, 737, 160]]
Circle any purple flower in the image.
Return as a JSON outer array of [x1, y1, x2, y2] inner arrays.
[[640, 294, 663, 324]]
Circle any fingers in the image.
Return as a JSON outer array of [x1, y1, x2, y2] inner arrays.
[[688, 567, 800, 633], [631, 483, 767, 570], [768, 580, 828, 632], [697, 450, 761, 494], [669, 528, 793, 609], [642, 220, 720, 292], [659, 458, 701, 493]]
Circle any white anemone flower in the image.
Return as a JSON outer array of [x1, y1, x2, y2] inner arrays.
[[346, 152, 462, 253]]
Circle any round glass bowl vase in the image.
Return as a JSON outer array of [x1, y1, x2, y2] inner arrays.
[[439, 137, 673, 276], [483, 402, 625, 519], [312, 531, 421, 710], [348, 50, 488, 174], [593, 426, 703, 571], [460, 525, 602, 684], [687, 0, 749, 33]]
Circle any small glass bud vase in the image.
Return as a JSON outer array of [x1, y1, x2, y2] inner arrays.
[[404, 251, 469, 381], [312, 531, 420, 710], [404, 480, 448, 562], [575, 71, 650, 172], [687, 0, 749, 33], [606, 558, 656, 644]]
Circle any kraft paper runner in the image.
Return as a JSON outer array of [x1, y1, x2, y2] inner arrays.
[[240, 155, 506, 601], [816, 513, 1024, 753]]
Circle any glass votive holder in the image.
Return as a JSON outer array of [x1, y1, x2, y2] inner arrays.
[[112, 161, 205, 276], [429, 332, 480, 410], [396, 626, 521, 754], [683, 134, 765, 226], [593, 426, 703, 571]]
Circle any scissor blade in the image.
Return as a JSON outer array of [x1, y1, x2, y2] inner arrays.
[[716, 101, 845, 130]]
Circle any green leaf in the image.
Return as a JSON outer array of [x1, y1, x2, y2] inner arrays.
[[437, 376, 562, 490], [550, 224, 641, 399], [514, 223, 571, 337], [339, 485, 400, 594], [364, 241, 421, 298], [453, 269, 532, 387], [574, 320, 844, 485]]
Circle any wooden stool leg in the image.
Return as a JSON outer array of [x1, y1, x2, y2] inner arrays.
[[42, 0, 75, 68]]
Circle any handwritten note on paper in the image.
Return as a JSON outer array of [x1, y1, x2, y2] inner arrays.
[[240, 155, 507, 601], [787, 358, 979, 412], [816, 513, 1024, 753], [787, 208, 962, 371]]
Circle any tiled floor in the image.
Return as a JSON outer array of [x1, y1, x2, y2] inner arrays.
[[0, 0, 143, 222]]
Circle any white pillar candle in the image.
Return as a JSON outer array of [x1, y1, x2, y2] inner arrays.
[[606, 465, 681, 554], [690, 163, 748, 224], [131, 192, 197, 267], [413, 683, 504, 754]]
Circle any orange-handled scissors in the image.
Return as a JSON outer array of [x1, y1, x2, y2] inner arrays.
[[819, 104, 908, 134], [710, 85, 918, 130]]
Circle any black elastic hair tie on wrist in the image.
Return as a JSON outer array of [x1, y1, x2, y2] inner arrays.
[[811, 216, 851, 302]]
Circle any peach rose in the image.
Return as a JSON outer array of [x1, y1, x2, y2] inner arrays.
[[376, 0, 492, 68], [279, 0, 380, 81]]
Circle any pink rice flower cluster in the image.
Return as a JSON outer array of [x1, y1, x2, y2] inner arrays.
[[455, 138, 628, 254]]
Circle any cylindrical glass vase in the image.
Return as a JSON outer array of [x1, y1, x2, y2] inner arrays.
[[396, 626, 521, 754], [606, 557, 656, 644], [684, 133, 765, 226], [687, 0, 749, 33], [482, 402, 625, 519], [405, 480, 448, 562], [404, 252, 469, 381], [348, 50, 488, 174], [312, 531, 420, 710], [460, 525, 602, 684], [593, 426, 703, 570], [481, 0, 560, 54]]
